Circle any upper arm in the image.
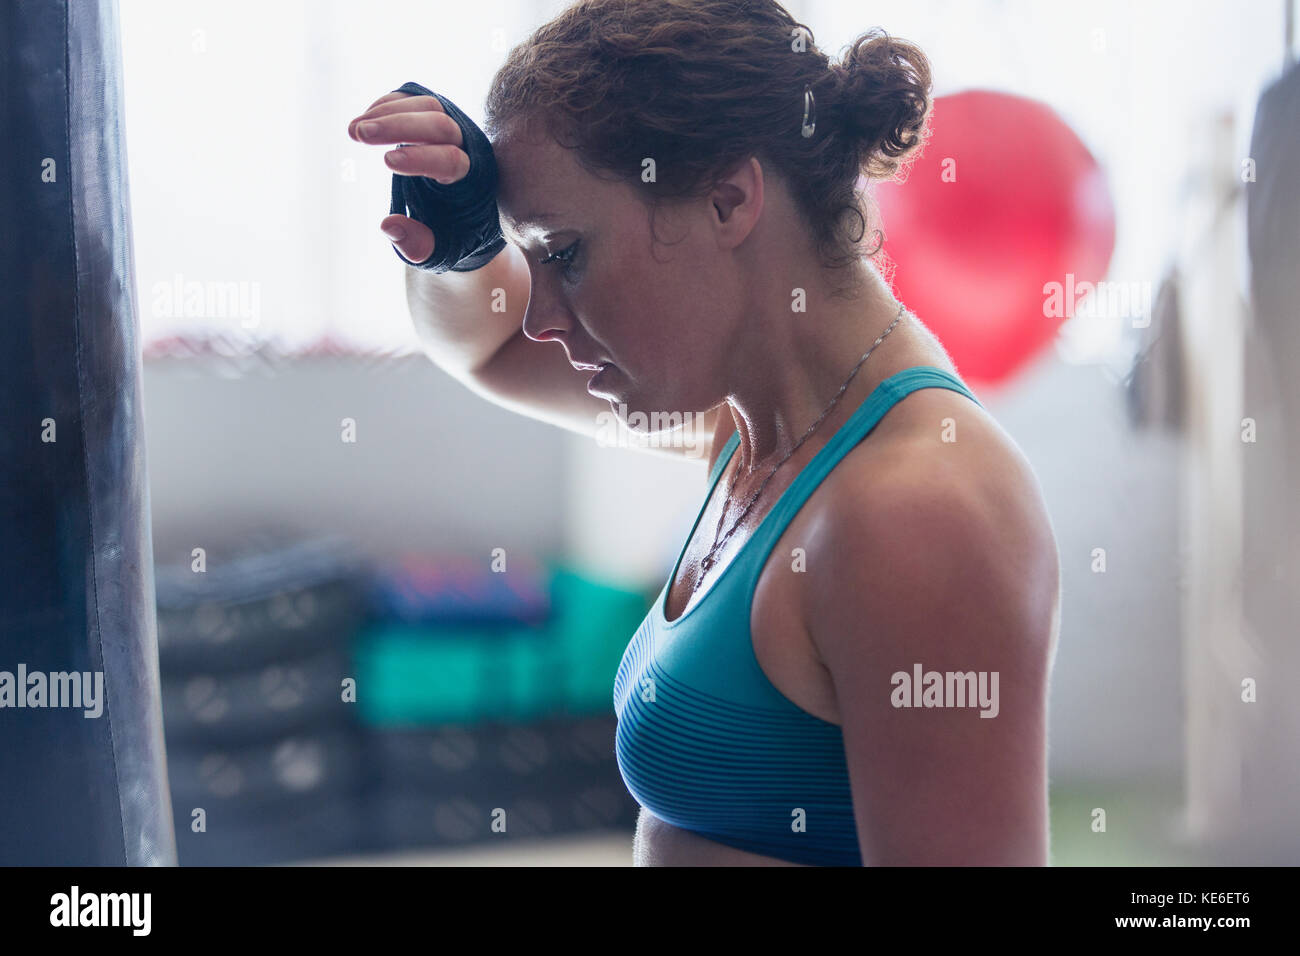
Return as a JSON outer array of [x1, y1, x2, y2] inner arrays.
[[804, 469, 1056, 865]]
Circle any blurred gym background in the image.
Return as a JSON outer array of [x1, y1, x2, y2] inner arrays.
[[108, 0, 1298, 864]]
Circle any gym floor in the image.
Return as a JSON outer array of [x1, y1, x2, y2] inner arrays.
[[301, 775, 1212, 866], [309, 830, 633, 866]]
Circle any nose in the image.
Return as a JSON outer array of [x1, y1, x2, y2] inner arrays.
[[520, 278, 571, 344]]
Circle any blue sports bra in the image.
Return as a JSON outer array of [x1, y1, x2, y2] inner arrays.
[[612, 366, 984, 865]]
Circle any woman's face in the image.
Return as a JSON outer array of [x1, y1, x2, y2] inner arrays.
[[494, 124, 745, 425]]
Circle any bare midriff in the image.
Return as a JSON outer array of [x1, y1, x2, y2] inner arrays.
[[631, 808, 811, 866]]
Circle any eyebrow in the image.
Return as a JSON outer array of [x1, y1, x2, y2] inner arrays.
[[500, 212, 565, 244]]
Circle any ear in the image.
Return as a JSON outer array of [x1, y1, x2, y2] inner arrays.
[[709, 156, 764, 251]]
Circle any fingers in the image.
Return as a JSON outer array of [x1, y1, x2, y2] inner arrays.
[[348, 95, 447, 140], [361, 90, 413, 113], [384, 143, 469, 183], [352, 109, 464, 147], [380, 214, 436, 266], [352, 90, 456, 266]]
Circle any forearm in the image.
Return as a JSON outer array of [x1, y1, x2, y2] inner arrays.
[[403, 242, 528, 376]]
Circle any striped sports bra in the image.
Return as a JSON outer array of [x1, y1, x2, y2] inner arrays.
[[612, 366, 983, 866]]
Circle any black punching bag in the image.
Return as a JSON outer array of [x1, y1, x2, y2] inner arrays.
[[0, 0, 177, 864]]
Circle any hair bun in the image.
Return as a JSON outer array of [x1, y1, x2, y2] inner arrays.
[[831, 29, 932, 179]]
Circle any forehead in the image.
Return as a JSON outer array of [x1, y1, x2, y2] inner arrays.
[[493, 125, 604, 240]]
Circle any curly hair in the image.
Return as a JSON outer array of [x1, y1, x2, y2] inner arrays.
[[484, 0, 932, 275]]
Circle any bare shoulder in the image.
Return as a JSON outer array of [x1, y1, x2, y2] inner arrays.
[[799, 391, 1060, 666], [831, 385, 1054, 555]]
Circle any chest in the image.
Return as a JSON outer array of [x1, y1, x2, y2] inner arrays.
[[613, 494, 868, 865], [660, 458, 868, 726], [655, 384, 978, 724]]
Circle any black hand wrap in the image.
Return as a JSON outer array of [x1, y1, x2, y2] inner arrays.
[[387, 81, 507, 273]]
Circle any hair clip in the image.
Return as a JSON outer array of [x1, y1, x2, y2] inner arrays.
[[801, 84, 816, 138]]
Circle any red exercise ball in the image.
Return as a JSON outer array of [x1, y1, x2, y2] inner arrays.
[[871, 89, 1116, 387]]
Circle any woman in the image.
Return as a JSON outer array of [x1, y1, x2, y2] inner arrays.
[[349, 0, 1060, 866]]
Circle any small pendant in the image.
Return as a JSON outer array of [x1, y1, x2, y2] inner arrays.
[[700, 555, 714, 571]]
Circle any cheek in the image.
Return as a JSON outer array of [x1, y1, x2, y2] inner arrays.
[[637, 249, 707, 321], [599, 233, 716, 366], [589, 249, 668, 346]]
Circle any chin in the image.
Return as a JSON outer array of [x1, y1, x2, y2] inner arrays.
[[623, 398, 704, 439], [591, 388, 707, 456], [600, 390, 652, 430]]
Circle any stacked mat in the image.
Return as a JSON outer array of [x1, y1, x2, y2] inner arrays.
[[154, 533, 370, 866], [155, 539, 649, 862], [355, 554, 648, 852]]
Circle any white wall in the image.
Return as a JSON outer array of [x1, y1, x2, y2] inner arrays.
[[142, 353, 568, 568]]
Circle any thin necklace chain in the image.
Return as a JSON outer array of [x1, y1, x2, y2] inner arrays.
[[697, 302, 907, 576]]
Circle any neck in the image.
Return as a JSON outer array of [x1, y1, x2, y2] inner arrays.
[[722, 260, 907, 477]]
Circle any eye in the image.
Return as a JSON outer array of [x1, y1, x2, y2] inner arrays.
[[539, 240, 579, 270]]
